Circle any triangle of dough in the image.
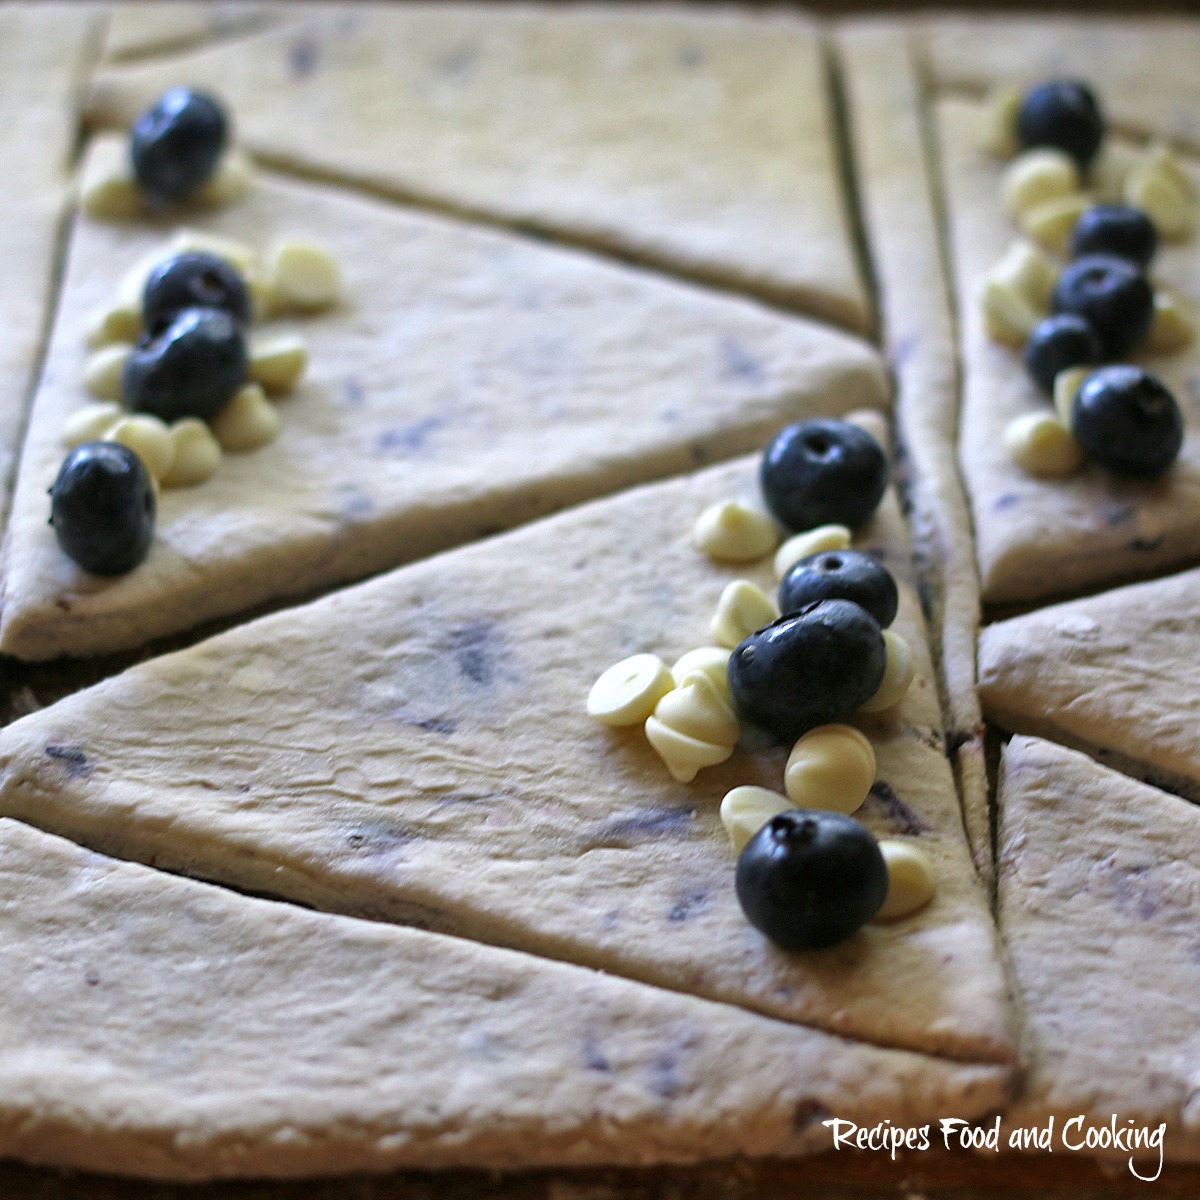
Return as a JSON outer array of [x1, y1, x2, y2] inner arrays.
[[84, 4, 869, 330], [998, 735, 1200, 1162], [980, 566, 1200, 801], [837, 21, 990, 884], [937, 96, 1200, 607], [0, 142, 885, 661], [921, 15, 1200, 153], [0, 8, 98, 538], [0, 816, 1012, 1180], [0, 420, 1014, 1066]]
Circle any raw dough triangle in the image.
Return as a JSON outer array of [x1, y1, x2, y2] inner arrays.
[[980, 565, 1200, 801], [0, 7, 98, 538], [921, 15, 1200, 153], [0, 141, 885, 661], [998, 735, 1200, 1162], [937, 96, 1200, 606], [84, 3, 870, 330], [0, 423, 1014, 1066], [0, 817, 1014, 1181], [837, 20, 991, 884]]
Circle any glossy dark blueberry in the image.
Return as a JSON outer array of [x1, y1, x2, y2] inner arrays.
[[49, 442, 155, 575], [1022, 313, 1105, 394], [727, 598, 886, 744], [735, 809, 888, 951], [1051, 254, 1154, 358], [1016, 80, 1105, 169], [130, 87, 228, 204], [143, 252, 251, 331], [122, 306, 248, 423], [760, 420, 889, 533], [778, 549, 898, 628], [1070, 204, 1158, 268], [1071, 365, 1183, 478]]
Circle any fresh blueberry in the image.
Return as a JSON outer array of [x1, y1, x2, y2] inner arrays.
[[122, 307, 248, 423], [727, 598, 886, 744], [130, 87, 228, 204], [1070, 204, 1158, 268], [143, 252, 251, 331], [1051, 254, 1154, 358], [778, 549, 898, 628], [1071, 365, 1183, 478], [1022, 313, 1104, 394], [760, 420, 889, 533], [735, 809, 888, 951], [49, 442, 155, 575], [1016, 80, 1105, 169]]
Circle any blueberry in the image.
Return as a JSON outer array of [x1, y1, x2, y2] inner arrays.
[[1051, 254, 1154, 358], [130, 87, 228, 204], [122, 307, 248, 423], [49, 442, 156, 575], [735, 809, 888, 951], [1016, 80, 1105, 170], [778, 549, 898, 628], [1070, 204, 1158, 268], [1022, 313, 1104, 394], [143, 252, 251, 331], [727, 599, 886, 744], [760, 420, 889, 533], [1071, 365, 1183, 478]]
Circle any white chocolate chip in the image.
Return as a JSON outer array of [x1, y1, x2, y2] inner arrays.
[[652, 670, 739, 747], [1053, 366, 1092, 426], [1125, 162, 1195, 241], [989, 240, 1059, 311], [168, 228, 258, 277], [210, 383, 282, 453], [1147, 289, 1196, 354], [104, 414, 175, 482], [82, 345, 130, 401], [1091, 141, 1142, 204], [773, 524, 851, 579], [161, 419, 222, 488], [1017, 193, 1090, 254], [710, 579, 777, 649], [692, 500, 779, 563], [63, 402, 122, 448], [873, 841, 936, 921], [977, 86, 1021, 158], [193, 146, 255, 207], [784, 724, 876, 815], [85, 301, 142, 349], [859, 629, 916, 714], [670, 646, 731, 702], [720, 786, 793, 854], [1004, 411, 1084, 478], [249, 330, 309, 394], [1144, 143, 1196, 200], [266, 238, 341, 310], [587, 653, 674, 727], [980, 277, 1041, 347], [643, 716, 733, 783], [1002, 149, 1080, 219], [78, 137, 142, 220]]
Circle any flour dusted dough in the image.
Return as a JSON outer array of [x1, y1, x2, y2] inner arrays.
[[85, 4, 869, 330], [836, 21, 990, 886], [0, 817, 1013, 1181], [998, 736, 1200, 1161], [0, 140, 885, 661], [0, 7, 98, 541], [937, 96, 1200, 607], [980, 566, 1200, 801], [0, 423, 1014, 1066]]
